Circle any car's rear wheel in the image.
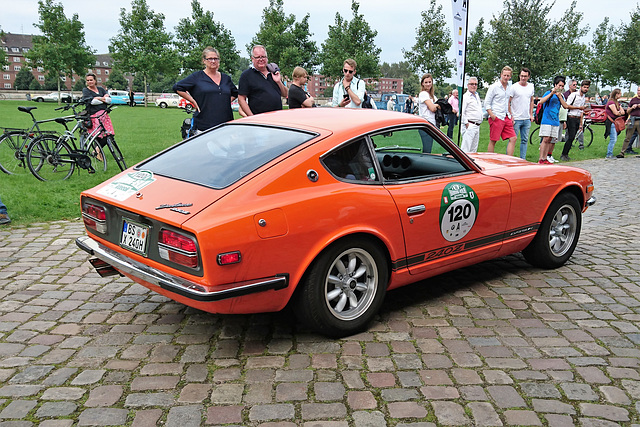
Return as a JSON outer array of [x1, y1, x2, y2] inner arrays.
[[185, 104, 193, 113], [159, 102, 167, 109], [522, 192, 581, 269], [294, 237, 388, 337]]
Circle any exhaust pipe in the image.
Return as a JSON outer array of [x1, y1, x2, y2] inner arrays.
[[88, 258, 123, 278]]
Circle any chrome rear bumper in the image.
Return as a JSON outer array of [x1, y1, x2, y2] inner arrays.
[[76, 236, 288, 302]]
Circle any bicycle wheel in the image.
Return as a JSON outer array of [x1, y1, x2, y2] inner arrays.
[[0, 131, 28, 175], [105, 136, 127, 171], [529, 126, 542, 145], [583, 126, 593, 147], [87, 139, 108, 173], [27, 135, 75, 181]]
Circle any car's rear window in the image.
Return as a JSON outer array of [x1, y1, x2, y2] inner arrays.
[[138, 124, 316, 188]]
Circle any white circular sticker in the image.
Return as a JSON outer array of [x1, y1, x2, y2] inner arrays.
[[441, 198, 477, 242]]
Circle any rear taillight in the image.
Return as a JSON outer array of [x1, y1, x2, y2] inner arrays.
[[158, 229, 199, 268], [82, 203, 107, 233]]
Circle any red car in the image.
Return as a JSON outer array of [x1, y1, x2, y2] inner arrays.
[[178, 97, 195, 113], [76, 109, 596, 337]]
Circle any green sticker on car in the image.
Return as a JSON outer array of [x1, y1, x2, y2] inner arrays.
[[439, 182, 479, 242]]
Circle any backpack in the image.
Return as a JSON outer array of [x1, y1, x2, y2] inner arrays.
[[534, 95, 552, 125], [362, 92, 373, 109]]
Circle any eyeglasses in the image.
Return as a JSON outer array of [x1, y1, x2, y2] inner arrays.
[[343, 69, 354, 74], [252, 56, 267, 60], [468, 83, 478, 86], [205, 57, 220, 62]]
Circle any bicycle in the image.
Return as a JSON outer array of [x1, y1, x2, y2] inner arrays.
[[26, 104, 126, 181], [529, 118, 594, 148], [0, 106, 62, 175]]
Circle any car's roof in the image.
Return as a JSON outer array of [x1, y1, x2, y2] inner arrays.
[[234, 108, 426, 134]]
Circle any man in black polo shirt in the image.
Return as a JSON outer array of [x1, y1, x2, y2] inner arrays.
[[238, 45, 288, 116]]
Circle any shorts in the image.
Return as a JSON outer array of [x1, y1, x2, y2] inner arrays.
[[488, 116, 516, 141], [539, 124, 559, 138]]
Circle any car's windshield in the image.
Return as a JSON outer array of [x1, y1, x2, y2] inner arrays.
[[138, 124, 316, 189]]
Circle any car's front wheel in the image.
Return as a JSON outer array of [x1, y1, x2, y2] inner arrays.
[[294, 237, 388, 337], [185, 104, 193, 113], [158, 102, 167, 109], [522, 192, 581, 269]]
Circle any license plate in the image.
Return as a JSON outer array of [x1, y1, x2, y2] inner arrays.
[[120, 219, 149, 255]]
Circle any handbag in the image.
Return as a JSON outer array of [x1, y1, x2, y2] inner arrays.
[[614, 116, 626, 133]]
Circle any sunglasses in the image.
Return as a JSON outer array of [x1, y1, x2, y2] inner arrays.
[[343, 69, 354, 74]]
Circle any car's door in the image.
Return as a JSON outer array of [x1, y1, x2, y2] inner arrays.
[[371, 127, 512, 275]]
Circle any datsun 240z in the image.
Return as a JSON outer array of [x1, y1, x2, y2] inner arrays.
[[76, 108, 596, 337]]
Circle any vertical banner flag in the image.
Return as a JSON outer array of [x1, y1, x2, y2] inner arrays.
[[451, 0, 468, 87]]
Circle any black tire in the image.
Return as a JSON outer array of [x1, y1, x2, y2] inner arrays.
[[0, 131, 28, 175], [529, 126, 542, 145], [293, 237, 388, 337], [105, 136, 127, 171], [522, 192, 581, 269], [159, 102, 167, 109], [583, 126, 593, 147], [185, 104, 193, 113], [87, 139, 108, 173], [27, 135, 75, 181], [36, 98, 44, 102]]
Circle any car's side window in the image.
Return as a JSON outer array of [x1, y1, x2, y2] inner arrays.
[[322, 138, 377, 182], [371, 128, 468, 181]]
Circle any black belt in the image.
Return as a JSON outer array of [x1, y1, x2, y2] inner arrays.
[[468, 120, 482, 126]]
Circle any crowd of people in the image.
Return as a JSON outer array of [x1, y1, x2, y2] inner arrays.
[[167, 44, 639, 165], [458, 66, 638, 162], [5, 49, 638, 226]]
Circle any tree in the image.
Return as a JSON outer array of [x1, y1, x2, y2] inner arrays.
[[109, 0, 180, 106], [43, 72, 60, 90], [319, 0, 381, 81], [589, 18, 616, 90], [149, 74, 178, 93], [29, 79, 43, 91], [14, 68, 36, 90], [107, 68, 129, 90], [26, 0, 94, 102], [73, 79, 85, 91], [174, 0, 239, 75], [482, 0, 589, 88], [0, 31, 7, 68], [609, 6, 640, 87], [403, 0, 453, 83], [555, 2, 590, 80], [249, 0, 318, 79], [466, 18, 492, 89]]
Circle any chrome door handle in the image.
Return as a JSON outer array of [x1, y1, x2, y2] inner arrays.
[[407, 205, 426, 215]]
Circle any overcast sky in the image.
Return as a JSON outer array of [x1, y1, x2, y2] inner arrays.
[[1, 0, 636, 70]]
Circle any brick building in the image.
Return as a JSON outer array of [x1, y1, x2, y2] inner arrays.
[[1, 32, 126, 90]]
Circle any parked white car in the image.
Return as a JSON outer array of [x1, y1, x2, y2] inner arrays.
[[28, 92, 76, 103], [155, 93, 182, 108]]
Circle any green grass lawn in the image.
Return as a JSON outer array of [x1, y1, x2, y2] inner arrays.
[[0, 99, 617, 227]]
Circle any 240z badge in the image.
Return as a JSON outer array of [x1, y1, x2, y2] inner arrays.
[[439, 182, 479, 242]]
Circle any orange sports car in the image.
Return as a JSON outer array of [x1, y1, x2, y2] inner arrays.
[[76, 108, 595, 337]]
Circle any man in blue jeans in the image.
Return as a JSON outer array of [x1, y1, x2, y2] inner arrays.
[[0, 196, 10, 225], [509, 68, 535, 159]]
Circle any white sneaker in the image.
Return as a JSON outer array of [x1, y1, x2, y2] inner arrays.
[[547, 155, 558, 163]]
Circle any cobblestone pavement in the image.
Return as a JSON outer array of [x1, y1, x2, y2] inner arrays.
[[1, 158, 639, 427]]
